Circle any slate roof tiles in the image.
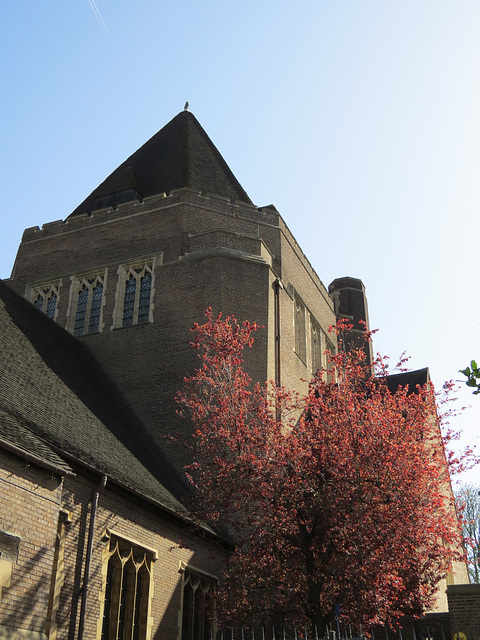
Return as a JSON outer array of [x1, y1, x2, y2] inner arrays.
[[0, 279, 190, 520]]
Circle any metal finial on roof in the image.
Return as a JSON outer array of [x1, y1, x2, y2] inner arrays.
[[184, 101, 190, 111]]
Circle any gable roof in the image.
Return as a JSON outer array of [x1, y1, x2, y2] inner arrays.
[[69, 110, 253, 216], [0, 280, 192, 521]]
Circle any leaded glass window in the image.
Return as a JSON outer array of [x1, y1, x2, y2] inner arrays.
[[137, 271, 151, 324], [31, 284, 59, 320], [46, 292, 58, 319], [101, 536, 153, 640], [72, 274, 105, 336], [121, 265, 153, 327], [88, 282, 103, 333], [181, 570, 215, 640], [122, 275, 137, 327], [74, 286, 89, 336]]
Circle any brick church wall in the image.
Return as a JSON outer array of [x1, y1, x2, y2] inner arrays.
[[0, 450, 63, 638], [56, 473, 226, 640], [8, 189, 336, 475], [0, 452, 226, 640], [447, 584, 480, 640]]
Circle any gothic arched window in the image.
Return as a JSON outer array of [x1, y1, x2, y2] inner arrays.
[[101, 535, 154, 640], [67, 273, 105, 336], [31, 284, 60, 320], [122, 265, 152, 327], [181, 569, 215, 640], [112, 259, 157, 329]]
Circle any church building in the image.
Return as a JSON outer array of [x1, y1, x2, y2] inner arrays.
[[0, 109, 472, 640]]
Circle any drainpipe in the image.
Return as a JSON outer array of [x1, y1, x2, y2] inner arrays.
[[78, 473, 107, 640], [273, 278, 283, 420]]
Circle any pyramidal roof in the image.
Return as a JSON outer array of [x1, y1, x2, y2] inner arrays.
[[69, 110, 253, 216]]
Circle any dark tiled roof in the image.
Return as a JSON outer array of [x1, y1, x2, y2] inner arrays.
[[69, 111, 252, 216], [383, 368, 430, 395], [0, 280, 190, 519], [0, 407, 72, 473]]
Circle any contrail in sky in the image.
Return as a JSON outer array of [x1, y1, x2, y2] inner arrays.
[[87, 0, 115, 46]]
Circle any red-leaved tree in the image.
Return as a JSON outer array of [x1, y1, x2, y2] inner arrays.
[[177, 310, 464, 634]]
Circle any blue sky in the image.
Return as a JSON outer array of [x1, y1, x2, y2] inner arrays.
[[1, 1, 479, 483]]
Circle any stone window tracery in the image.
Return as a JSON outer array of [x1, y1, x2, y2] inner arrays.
[[66, 272, 106, 336], [31, 283, 60, 320], [122, 266, 152, 327], [100, 535, 154, 640], [113, 258, 158, 329], [181, 569, 215, 640]]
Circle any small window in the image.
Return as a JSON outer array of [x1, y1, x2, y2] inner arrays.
[[294, 294, 306, 363], [113, 260, 156, 329], [324, 336, 336, 383], [31, 284, 60, 320], [181, 569, 215, 640], [311, 319, 322, 374], [101, 535, 153, 640], [67, 273, 105, 336]]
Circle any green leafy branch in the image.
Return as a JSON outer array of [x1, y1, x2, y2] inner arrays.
[[460, 360, 480, 395]]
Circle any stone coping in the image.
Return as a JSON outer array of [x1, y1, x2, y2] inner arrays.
[[446, 583, 480, 595]]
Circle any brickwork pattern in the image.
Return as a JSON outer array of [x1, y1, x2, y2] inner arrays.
[[9, 189, 336, 477], [59, 474, 225, 640], [447, 584, 480, 640], [0, 450, 62, 634], [0, 454, 225, 640]]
